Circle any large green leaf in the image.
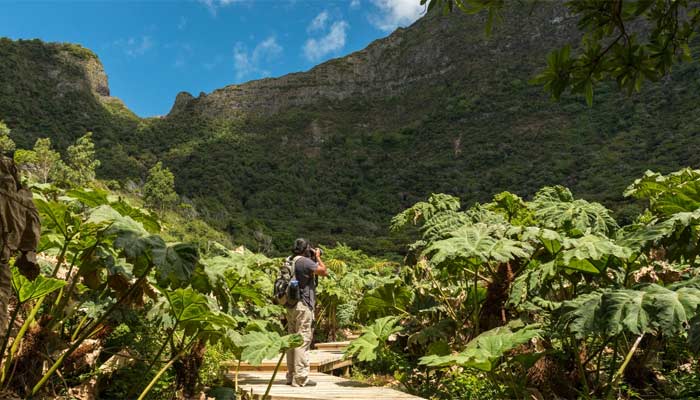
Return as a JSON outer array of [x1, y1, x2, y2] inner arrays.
[[421, 210, 472, 243], [345, 316, 402, 362], [484, 191, 533, 225], [65, 188, 111, 207], [110, 201, 161, 233], [152, 243, 199, 288], [556, 285, 700, 338], [356, 280, 414, 320], [97, 210, 161, 270], [390, 193, 461, 231], [425, 223, 533, 266], [643, 285, 700, 335], [419, 325, 541, 371], [11, 267, 66, 303], [625, 168, 700, 216], [529, 186, 618, 237], [509, 260, 557, 307], [559, 235, 632, 273], [35, 197, 78, 239], [616, 209, 700, 260], [240, 331, 303, 366], [165, 288, 211, 324], [191, 258, 230, 310]]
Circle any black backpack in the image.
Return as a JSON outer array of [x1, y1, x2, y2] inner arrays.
[[272, 255, 302, 307]]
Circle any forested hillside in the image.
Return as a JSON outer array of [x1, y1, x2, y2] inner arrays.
[[2, 2, 700, 253]]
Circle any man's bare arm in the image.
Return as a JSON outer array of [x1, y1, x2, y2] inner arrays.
[[313, 248, 328, 276]]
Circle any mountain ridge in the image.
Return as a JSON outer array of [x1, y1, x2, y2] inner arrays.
[[2, 3, 700, 254]]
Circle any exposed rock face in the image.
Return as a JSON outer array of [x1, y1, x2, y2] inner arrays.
[[55, 45, 135, 114], [168, 91, 196, 115], [167, 4, 575, 119], [60, 48, 112, 98], [170, 19, 454, 117]]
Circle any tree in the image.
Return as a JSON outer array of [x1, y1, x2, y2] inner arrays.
[[14, 138, 65, 184], [66, 132, 100, 186], [0, 120, 15, 155], [143, 161, 179, 214], [424, 0, 700, 105]]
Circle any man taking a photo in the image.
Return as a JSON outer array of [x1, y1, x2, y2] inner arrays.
[[286, 238, 327, 387]]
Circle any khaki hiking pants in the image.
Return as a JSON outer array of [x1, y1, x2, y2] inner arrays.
[[286, 301, 314, 384]]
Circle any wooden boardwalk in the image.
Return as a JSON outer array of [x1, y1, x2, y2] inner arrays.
[[232, 372, 424, 400], [223, 342, 424, 400], [223, 348, 352, 374]]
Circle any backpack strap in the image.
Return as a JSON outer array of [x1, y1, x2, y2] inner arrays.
[[291, 255, 302, 280]]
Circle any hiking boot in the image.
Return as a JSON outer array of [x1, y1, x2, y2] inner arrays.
[[291, 377, 317, 387]]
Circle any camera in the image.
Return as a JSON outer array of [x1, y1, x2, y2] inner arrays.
[[308, 247, 323, 261]]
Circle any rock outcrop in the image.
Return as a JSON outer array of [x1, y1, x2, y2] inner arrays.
[[166, 4, 577, 119]]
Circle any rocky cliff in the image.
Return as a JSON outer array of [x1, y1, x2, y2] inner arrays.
[[168, 4, 578, 118], [2, 3, 700, 254]]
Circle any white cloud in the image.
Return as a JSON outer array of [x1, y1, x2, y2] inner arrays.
[[308, 11, 329, 32], [178, 16, 187, 30], [199, 0, 242, 16], [204, 54, 225, 71], [303, 20, 349, 62], [234, 36, 283, 80], [169, 42, 193, 68], [114, 36, 155, 57], [369, 0, 425, 31], [350, 0, 361, 8]]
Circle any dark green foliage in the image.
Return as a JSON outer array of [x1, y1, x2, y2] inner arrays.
[[429, 0, 700, 104], [143, 162, 179, 214], [0, 120, 15, 154], [342, 167, 700, 399]]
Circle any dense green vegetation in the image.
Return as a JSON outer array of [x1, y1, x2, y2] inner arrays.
[[0, 38, 142, 180], [0, 181, 303, 399], [345, 167, 700, 399], [8, 163, 700, 399], [1, 136, 400, 398]]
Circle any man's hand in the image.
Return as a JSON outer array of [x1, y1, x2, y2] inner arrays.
[[313, 248, 328, 276]]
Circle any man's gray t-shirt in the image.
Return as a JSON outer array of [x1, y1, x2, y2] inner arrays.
[[294, 256, 318, 311]]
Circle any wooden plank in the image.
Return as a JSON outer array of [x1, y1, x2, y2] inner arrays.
[[314, 341, 350, 351], [225, 348, 352, 373], [231, 372, 424, 400]]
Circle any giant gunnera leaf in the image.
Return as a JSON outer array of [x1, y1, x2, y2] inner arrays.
[[240, 331, 303, 366], [11, 267, 66, 303], [556, 284, 700, 338], [345, 316, 402, 362], [419, 325, 541, 371]]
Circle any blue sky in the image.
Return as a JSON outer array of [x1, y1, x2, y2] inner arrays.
[[0, 0, 427, 117]]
